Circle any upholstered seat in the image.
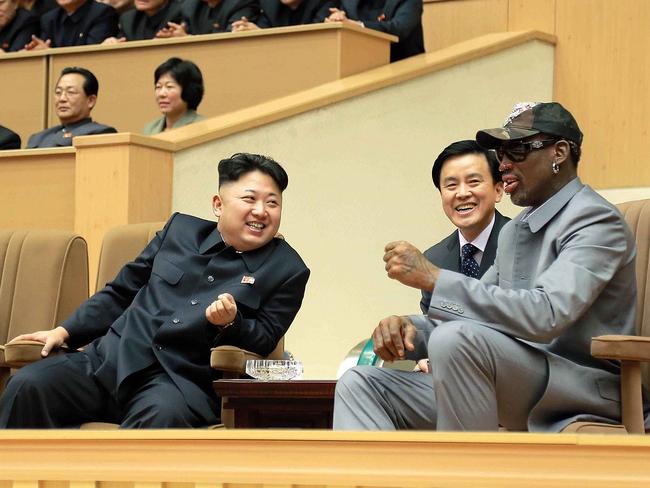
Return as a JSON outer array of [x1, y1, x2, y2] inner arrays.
[[0, 230, 88, 391]]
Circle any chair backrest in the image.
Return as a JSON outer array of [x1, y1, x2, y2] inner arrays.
[[616, 199, 650, 389], [0, 229, 89, 344], [95, 222, 164, 291]]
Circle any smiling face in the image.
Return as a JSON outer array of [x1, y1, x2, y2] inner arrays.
[[154, 72, 187, 118], [439, 152, 504, 242], [212, 170, 282, 252], [54, 73, 95, 125]]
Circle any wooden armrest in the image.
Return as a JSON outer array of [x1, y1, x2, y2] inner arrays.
[[591, 335, 650, 362], [210, 345, 263, 374], [3, 340, 68, 368]]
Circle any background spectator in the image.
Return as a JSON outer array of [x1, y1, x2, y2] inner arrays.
[[0, 125, 21, 149], [232, 0, 334, 31], [25, 0, 118, 49], [326, 0, 424, 62], [0, 0, 39, 51], [103, 0, 182, 42], [27, 67, 116, 148], [143, 57, 205, 134]]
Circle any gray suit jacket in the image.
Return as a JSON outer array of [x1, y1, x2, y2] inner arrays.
[[420, 210, 509, 314], [27, 117, 116, 148], [142, 110, 205, 136], [410, 178, 641, 431]]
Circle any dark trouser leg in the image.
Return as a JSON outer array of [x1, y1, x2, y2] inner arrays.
[[119, 365, 213, 428], [0, 352, 114, 428]]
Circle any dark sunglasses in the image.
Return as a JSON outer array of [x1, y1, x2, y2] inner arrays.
[[495, 139, 558, 163]]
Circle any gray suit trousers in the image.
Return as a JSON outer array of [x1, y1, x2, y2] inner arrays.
[[334, 321, 549, 431]]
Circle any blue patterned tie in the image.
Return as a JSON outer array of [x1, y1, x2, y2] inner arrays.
[[461, 243, 480, 279]]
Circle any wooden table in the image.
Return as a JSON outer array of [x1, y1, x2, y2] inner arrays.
[[213, 379, 336, 429]]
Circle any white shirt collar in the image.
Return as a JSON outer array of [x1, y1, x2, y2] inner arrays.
[[457, 212, 496, 258]]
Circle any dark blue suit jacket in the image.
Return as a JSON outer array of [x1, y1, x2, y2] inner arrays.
[[40, 0, 118, 47], [62, 213, 310, 423], [0, 8, 39, 52], [339, 0, 424, 61], [0, 126, 21, 150], [181, 0, 259, 33], [27, 118, 117, 148], [257, 0, 335, 27], [420, 210, 509, 313]]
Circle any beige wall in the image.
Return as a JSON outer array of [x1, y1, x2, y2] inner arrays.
[[424, 0, 650, 189], [172, 41, 553, 379]]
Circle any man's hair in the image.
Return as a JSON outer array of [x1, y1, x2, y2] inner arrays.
[[59, 67, 99, 97], [154, 57, 204, 111], [218, 153, 288, 192], [431, 139, 501, 190]]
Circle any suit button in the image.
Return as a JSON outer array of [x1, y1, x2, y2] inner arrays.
[[155, 344, 162, 351], [207, 275, 214, 283], [190, 299, 198, 305], [172, 318, 180, 324]]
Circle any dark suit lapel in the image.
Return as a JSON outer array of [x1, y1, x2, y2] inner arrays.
[[442, 232, 461, 273], [381, 0, 401, 17]]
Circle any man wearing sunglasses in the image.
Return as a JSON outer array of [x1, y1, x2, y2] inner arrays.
[[334, 102, 647, 432]]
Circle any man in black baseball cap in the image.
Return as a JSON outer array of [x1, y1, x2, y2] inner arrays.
[[474, 101, 583, 207]]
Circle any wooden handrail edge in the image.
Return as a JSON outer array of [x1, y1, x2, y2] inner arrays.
[[0, 147, 76, 158], [156, 30, 556, 151], [0, 429, 644, 447], [0, 23, 396, 59], [73, 132, 176, 151]]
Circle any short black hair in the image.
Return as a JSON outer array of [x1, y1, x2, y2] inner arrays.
[[218, 153, 288, 192], [154, 57, 204, 111], [431, 139, 501, 190], [59, 67, 99, 97]]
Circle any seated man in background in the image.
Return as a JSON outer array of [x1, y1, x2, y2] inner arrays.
[[419, 139, 508, 315], [25, 0, 118, 49], [0, 152, 310, 428], [335, 102, 647, 432], [0, 125, 21, 149], [231, 0, 334, 31], [325, 0, 423, 62], [103, 0, 183, 42], [27, 67, 116, 148], [0, 0, 39, 52], [154, 0, 259, 37]]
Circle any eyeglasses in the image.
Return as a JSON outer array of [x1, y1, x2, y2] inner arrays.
[[496, 139, 558, 163]]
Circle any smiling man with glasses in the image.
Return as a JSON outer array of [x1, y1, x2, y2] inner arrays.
[[334, 102, 649, 432]]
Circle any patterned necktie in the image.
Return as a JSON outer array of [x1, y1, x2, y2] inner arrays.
[[461, 243, 480, 279]]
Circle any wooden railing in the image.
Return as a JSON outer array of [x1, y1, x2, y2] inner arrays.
[[0, 430, 648, 487]]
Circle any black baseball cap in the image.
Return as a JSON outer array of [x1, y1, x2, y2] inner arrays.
[[476, 102, 583, 148]]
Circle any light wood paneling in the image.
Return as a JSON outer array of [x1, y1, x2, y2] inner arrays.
[[74, 133, 173, 288], [508, 0, 556, 34], [423, 0, 508, 52], [45, 24, 393, 135], [0, 430, 649, 486], [554, 0, 650, 188], [0, 148, 75, 230], [0, 53, 48, 147]]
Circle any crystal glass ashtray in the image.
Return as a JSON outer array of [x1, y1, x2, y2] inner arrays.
[[245, 359, 303, 381]]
